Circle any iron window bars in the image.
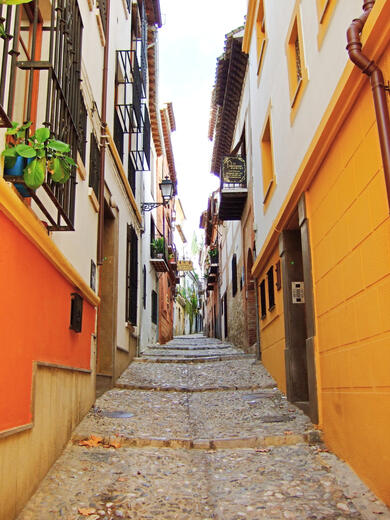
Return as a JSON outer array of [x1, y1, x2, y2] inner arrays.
[[115, 49, 151, 172], [0, 0, 84, 231]]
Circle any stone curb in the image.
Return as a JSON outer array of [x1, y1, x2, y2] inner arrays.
[[114, 383, 274, 393], [71, 429, 322, 450], [134, 355, 256, 364]]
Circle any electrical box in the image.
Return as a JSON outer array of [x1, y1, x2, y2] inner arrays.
[[292, 282, 305, 304]]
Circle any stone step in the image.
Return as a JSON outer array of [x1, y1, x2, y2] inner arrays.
[[115, 382, 273, 392], [71, 429, 322, 450], [135, 354, 255, 363]]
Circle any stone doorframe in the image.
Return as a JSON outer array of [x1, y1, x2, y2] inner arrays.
[[279, 193, 318, 424]]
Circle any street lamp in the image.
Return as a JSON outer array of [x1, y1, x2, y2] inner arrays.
[[141, 176, 174, 212]]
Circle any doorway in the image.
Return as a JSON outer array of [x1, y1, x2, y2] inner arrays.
[[279, 194, 318, 423], [96, 200, 119, 396]]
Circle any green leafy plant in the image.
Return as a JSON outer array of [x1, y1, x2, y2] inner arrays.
[[151, 237, 165, 255], [2, 121, 75, 190], [0, 0, 33, 4]]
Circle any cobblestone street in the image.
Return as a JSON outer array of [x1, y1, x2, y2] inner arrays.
[[17, 335, 390, 520]]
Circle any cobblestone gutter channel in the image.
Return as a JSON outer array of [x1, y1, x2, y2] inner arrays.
[[17, 335, 390, 520]]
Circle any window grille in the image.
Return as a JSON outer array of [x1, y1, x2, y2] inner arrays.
[[267, 266, 275, 309], [143, 265, 146, 309], [114, 109, 124, 163], [151, 290, 158, 324], [232, 254, 237, 297], [128, 153, 136, 196], [126, 224, 138, 325], [89, 133, 101, 198], [78, 90, 88, 164], [295, 37, 302, 83], [260, 280, 267, 318], [0, 0, 84, 231]]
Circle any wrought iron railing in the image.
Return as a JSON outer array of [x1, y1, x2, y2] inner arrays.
[[0, 0, 84, 231]]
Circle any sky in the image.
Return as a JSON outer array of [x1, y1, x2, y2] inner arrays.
[[158, 0, 247, 243]]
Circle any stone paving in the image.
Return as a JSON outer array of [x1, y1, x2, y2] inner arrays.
[[17, 334, 390, 520]]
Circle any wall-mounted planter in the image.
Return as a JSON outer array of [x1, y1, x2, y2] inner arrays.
[[4, 156, 33, 197]]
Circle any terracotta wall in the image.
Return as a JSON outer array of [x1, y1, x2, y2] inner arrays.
[[0, 211, 96, 434], [307, 45, 390, 504], [0, 210, 96, 518], [257, 247, 286, 394]]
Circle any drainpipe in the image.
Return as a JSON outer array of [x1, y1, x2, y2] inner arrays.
[[346, 0, 390, 208], [96, 2, 110, 386], [98, 2, 110, 265]]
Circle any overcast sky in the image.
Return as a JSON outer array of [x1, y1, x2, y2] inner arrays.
[[158, 1, 247, 242]]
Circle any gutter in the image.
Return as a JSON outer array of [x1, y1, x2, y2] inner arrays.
[[97, 2, 110, 264], [347, 0, 390, 208]]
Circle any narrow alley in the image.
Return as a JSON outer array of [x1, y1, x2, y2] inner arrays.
[[17, 335, 389, 520]]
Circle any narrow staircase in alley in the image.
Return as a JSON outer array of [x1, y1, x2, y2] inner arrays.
[[17, 335, 390, 519]]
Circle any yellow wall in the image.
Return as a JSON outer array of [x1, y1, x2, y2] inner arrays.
[[258, 247, 286, 394], [307, 44, 390, 504], [0, 363, 95, 520]]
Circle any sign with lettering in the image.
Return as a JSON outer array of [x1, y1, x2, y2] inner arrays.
[[177, 260, 193, 272], [222, 156, 246, 184]]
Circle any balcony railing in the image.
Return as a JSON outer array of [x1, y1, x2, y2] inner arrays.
[[0, 0, 84, 231]]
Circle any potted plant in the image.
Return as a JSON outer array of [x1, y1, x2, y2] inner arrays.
[[151, 237, 165, 258], [209, 247, 218, 262], [2, 121, 75, 196]]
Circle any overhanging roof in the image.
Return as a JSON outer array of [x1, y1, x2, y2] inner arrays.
[[209, 29, 248, 177]]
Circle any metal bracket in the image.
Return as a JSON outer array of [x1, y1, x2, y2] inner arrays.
[[141, 201, 165, 212]]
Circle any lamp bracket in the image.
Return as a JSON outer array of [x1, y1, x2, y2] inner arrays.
[[141, 201, 166, 212]]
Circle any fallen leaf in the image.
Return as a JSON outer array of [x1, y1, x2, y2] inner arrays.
[[78, 507, 97, 516], [79, 435, 103, 448], [118, 477, 128, 482], [284, 430, 293, 435], [109, 439, 121, 449], [255, 448, 270, 453]]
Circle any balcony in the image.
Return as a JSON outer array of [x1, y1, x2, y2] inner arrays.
[[219, 156, 247, 221], [150, 235, 168, 273]]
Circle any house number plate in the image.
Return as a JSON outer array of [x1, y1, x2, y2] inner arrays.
[[292, 282, 305, 304]]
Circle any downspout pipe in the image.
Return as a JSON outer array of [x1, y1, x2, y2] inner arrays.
[[347, 0, 390, 208], [98, 2, 110, 265]]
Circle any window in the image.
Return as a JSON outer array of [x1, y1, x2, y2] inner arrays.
[[260, 108, 276, 207], [255, 0, 267, 76], [126, 225, 138, 324], [316, 0, 337, 48], [151, 290, 158, 325], [260, 280, 267, 319], [150, 216, 155, 256], [275, 260, 282, 290], [267, 266, 275, 310], [286, 1, 308, 121], [232, 254, 238, 297], [114, 110, 124, 163], [128, 154, 136, 196], [143, 265, 147, 309], [89, 133, 101, 198]]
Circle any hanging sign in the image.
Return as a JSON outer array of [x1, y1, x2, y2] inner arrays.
[[177, 260, 193, 272], [222, 156, 246, 184]]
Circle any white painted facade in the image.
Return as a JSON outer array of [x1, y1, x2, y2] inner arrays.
[[246, 0, 362, 251]]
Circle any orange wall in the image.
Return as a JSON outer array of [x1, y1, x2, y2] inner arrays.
[[258, 247, 286, 394], [0, 211, 96, 433], [307, 45, 390, 504]]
